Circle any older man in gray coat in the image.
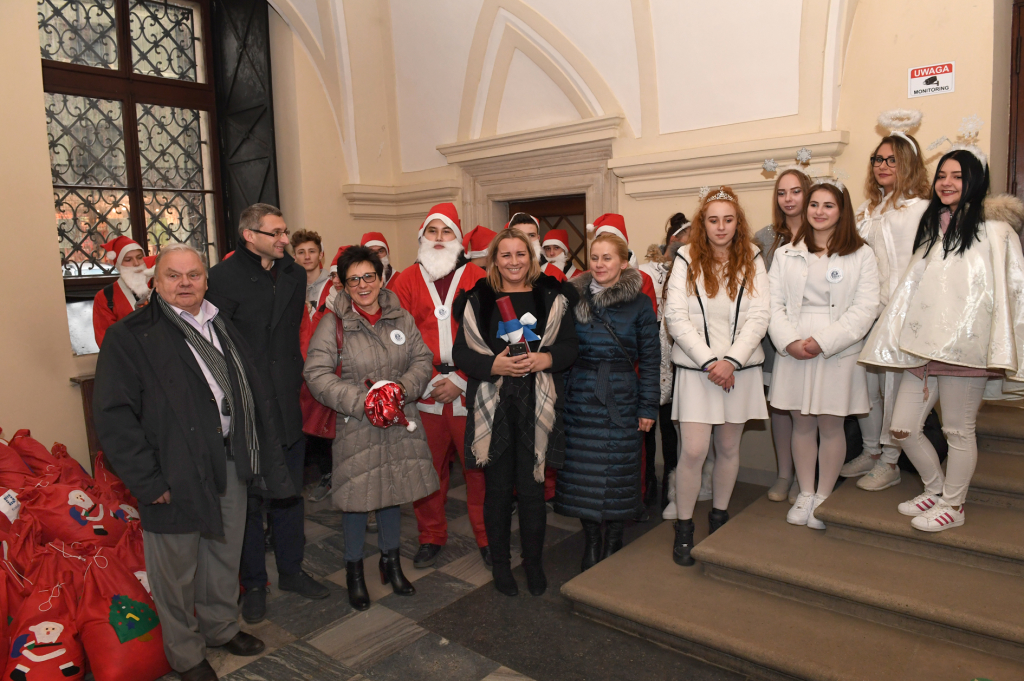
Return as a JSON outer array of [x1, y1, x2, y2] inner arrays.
[[93, 244, 295, 681]]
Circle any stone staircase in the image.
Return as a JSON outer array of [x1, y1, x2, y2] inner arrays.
[[561, 402, 1024, 680]]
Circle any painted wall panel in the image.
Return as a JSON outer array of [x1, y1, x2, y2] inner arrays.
[[496, 49, 582, 135]]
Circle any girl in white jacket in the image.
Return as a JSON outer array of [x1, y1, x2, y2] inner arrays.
[[665, 187, 770, 566], [842, 111, 931, 492], [861, 149, 1024, 531], [769, 181, 881, 530]]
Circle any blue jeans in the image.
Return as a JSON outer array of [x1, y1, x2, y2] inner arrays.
[[343, 506, 401, 562], [240, 438, 305, 589]]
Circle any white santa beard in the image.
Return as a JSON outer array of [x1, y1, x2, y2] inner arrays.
[[532, 241, 543, 261], [418, 238, 462, 281], [120, 265, 153, 298], [548, 251, 567, 270], [379, 254, 390, 269]]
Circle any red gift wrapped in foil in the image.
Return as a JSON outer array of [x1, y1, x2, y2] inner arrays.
[[364, 380, 417, 431]]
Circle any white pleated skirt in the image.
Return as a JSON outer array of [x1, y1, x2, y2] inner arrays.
[[768, 310, 870, 416], [672, 365, 768, 424]]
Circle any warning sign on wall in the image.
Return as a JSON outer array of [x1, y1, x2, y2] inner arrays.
[[908, 62, 955, 98]]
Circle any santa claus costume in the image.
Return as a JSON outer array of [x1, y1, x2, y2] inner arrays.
[[92, 236, 154, 347], [542, 228, 581, 279], [389, 203, 490, 567], [361, 232, 400, 286], [463, 225, 497, 268]]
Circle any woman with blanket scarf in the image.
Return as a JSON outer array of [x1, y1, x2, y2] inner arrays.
[[452, 229, 578, 597]]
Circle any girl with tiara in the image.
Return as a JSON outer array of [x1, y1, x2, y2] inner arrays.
[[665, 187, 770, 566], [768, 179, 880, 531], [862, 119, 1024, 531], [755, 157, 813, 504], [840, 110, 931, 492]]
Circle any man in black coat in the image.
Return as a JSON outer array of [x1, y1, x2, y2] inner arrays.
[[94, 244, 295, 681], [205, 203, 329, 623]]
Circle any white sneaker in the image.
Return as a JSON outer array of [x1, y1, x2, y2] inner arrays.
[[807, 494, 827, 530], [840, 452, 877, 478], [662, 470, 677, 520], [898, 492, 942, 517], [787, 492, 815, 526], [911, 500, 964, 532], [856, 462, 902, 491]]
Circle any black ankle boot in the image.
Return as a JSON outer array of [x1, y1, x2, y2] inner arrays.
[[580, 520, 603, 572], [523, 560, 547, 596], [492, 562, 518, 597], [673, 519, 695, 567], [601, 521, 624, 560], [379, 549, 415, 596], [708, 508, 729, 534], [346, 560, 370, 610]]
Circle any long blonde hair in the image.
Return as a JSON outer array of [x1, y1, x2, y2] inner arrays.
[[484, 228, 542, 291], [863, 135, 931, 214]]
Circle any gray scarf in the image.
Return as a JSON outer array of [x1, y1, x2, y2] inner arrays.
[[156, 295, 261, 477]]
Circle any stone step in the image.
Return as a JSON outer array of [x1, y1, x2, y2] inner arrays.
[[562, 521, 1024, 681], [814, 477, 1024, 576], [970, 449, 1024, 510], [692, 496, 1024, 662], [977, 402, 1024, 455]]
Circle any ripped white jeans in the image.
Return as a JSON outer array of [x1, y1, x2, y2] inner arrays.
[[889, 372, 987, 506]]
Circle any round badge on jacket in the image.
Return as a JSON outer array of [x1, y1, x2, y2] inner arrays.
[[390, 329, 406, 345], [826, 267, 843, 283], [434, 306, 450, 320]]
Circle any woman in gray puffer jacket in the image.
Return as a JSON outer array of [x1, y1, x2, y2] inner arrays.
[[304, 246, 439, 611]]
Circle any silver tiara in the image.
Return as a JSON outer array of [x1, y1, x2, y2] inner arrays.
[[927, 115, 987, 167], [703, 187, 737, 204], [762, 147, 813, 176]]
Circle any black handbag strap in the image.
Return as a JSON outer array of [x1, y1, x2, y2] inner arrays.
[[585, 290, 635, 365]]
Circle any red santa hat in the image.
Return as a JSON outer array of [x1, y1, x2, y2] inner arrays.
[[587, 213, 629, 244], [360, 232, 390, 254], [463, 225, 497, 259], [102, 236, 144, 268], [505, 212, 541, 230], [142, 254, 157, 277], [329, 246, 349, 274], [418, 203, 462, 241], [541, 229, 570, 254]]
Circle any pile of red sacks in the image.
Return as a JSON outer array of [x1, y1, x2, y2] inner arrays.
[[0, 428, 170, 681]]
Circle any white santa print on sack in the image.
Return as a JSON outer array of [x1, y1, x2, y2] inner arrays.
[[133, 571, 151, 594], [10, 621, 82, 680], [66, 490, 108, 536], [116, 504, 140, 522]]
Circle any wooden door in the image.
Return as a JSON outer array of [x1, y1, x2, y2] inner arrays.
[[1009, 1, 1024, 194], [507, 194, 588, 270]]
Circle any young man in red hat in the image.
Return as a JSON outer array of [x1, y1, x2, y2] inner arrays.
[[389, 203, 491, 568], [462, 225, 496, 269], [360, 232, 400, 285], [92, 236, 155, 346], [541, 228, 581, 279], [588, 213, 658, 314]]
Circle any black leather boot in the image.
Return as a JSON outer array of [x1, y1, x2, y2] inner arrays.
[[580, 520, 603, 572], [522, 559, 547, 596], [673, 519, 695, 566], [601, 521, 624, 560], [379, 549, 415, 596], [708, 508, 730, 534], [492, 562, 519, 597], [345, 560, 370, 611]]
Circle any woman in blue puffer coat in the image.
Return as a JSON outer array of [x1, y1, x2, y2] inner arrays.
[[555, 231, 661, 572]]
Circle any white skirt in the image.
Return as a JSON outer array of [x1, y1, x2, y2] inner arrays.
[[672, 365, 768, 424], [768, 311, 870, 416]]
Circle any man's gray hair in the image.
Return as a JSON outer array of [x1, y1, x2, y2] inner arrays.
[[238, 203, 283, 239], [154, 242, 206, 273]]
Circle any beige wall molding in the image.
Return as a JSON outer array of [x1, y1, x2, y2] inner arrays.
[[342, 179, 461, 221], [438, 114, 623, 166], [610, 130, 850, 200]]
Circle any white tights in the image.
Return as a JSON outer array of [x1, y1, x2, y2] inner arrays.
[[675, 422, 745, 520], [791, 412, 845, 498]]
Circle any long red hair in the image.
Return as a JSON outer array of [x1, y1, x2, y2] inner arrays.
[[686, 187, 757, 300]]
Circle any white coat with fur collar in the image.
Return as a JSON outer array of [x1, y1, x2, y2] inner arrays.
[[768, 241, 881, 360]]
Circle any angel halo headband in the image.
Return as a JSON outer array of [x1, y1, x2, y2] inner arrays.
[[763, 147, 813, 177], [878, 109, 923, 155], [927, 115, 988, 168]]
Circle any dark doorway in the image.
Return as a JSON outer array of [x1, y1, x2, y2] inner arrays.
[[1009, 0, 1024, 194], [507, 195, 588, 270]]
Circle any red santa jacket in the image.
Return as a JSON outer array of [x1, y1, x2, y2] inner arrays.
[[299, 278, 334, 360], [92, 280, 138, 347], [390, 259, 486, 416], [639, 269, 658, 316], [543, 262, 581, 281]]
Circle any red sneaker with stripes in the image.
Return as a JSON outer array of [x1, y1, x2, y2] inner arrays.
[[897, 492, 941, 517], [911, 500, 964, 532]]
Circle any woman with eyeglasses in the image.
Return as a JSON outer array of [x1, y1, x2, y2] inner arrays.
[[304, 246, 440, 611], [841, 111, 930, 493]]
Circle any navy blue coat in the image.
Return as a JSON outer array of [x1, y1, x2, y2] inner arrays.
[[555, 269, 660, 521]]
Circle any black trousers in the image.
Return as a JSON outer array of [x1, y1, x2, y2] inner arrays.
[[642, 402, 679, 480], [483, 381, 546, 568], [305, 434, 333, 476]]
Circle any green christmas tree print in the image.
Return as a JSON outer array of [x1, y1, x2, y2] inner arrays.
[[108, 594, 159, 643]]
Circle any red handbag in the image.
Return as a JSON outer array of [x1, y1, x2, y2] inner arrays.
[[300, 313, 344, 439]]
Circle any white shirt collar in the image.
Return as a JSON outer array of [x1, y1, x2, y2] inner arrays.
[[168, 298, 220, 326]]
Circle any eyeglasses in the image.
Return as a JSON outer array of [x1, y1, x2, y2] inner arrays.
[[249, 228, 290, 239], [345, 273, 379, 286], [870, 155, 897, 168]]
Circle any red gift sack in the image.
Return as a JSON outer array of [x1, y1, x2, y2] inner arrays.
[[7, 431, 62, 480], [78, 548, 170, 681], [0, 441, 34, 491], [19, 485, 128, 549], [90, 452, 138, 509], [48, 444, 96, 491], [5, 559, 85, 681]]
